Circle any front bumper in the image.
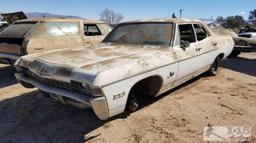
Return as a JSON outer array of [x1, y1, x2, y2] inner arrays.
[[15, 72, 109, 120]]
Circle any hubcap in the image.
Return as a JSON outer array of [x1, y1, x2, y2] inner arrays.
[[128, 99, 139, 112]]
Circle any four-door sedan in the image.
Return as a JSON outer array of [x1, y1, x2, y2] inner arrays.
[[15, 18, 234, 120], [0, 18, 112, 64]]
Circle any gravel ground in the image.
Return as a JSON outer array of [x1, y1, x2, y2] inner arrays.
[[0, 52, 255, 143]]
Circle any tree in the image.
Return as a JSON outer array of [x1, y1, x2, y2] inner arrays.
[[172, 13, 177, 18], [216, 16, 225, 23], [225, 15, 245, 30], [100, 8, 124, 27], [249, 9, 256, 24]]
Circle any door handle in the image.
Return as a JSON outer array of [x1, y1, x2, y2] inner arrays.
[[213, 42, 218, 46], [195, 48, 202, 51], [86, 42, 93, 45]]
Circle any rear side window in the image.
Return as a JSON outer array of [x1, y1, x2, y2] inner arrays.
[[29, 22, 80, 37], [84, 24, 102, 36], [178, 24, 196, 43], [193, 24, 208, 41], [0, 22, 36, 38]]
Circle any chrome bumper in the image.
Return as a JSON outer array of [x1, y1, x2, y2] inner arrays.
[[15, 72, 109, 120]]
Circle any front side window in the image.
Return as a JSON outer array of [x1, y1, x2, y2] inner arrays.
[[178, 24, 196, 43], [104, 23, 173, 46], [0, 22, 36, 38], [29, 22, 80, 37], [193, 24, 208, 41], [84, 24, 102, 36]]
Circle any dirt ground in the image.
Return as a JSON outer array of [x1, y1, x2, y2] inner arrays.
[[0, 52, 255, 143]]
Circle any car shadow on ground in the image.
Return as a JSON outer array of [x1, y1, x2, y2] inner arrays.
[[0, 66, 17, 88], [221, 57, 256, 77], [0, 91, 114, 143]]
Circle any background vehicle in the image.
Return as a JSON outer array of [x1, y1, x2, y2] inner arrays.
[[15, 19, 234, 120], [0, 18, 112, 64], [232, 28, 256, 57], [0, 11, 27, 31]]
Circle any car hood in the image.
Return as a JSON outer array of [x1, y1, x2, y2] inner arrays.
[[1, 11, 27, 25], [18, 43, 177, 86]]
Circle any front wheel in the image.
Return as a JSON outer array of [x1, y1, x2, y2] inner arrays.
[[207, 56, 221, 76], [125, 93, 139, 114]]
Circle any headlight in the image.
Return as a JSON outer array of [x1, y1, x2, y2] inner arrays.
[[81, 83, 104, 97], [72, 81, 103, 97]]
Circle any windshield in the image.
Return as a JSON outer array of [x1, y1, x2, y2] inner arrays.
[[104, 23, 173, 46], [0, 22, 36, 38]]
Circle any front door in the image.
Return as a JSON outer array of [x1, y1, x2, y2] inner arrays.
[[174, 24, 200, 84]]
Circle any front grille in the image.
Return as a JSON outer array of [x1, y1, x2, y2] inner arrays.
[[22, 67, 76, 91], [239, 34, 252, 38], [235, 40, 248, 46]]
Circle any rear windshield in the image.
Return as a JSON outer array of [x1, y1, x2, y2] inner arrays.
[[28, 22, 80, 37], [0, 22, 36, 38], [104, 23, 173, 46]]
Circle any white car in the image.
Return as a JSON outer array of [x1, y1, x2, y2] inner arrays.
[[15, 19, 234, 120], [232, 28, 256, 56]]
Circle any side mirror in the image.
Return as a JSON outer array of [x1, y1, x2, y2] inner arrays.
[[180, 40, 190, 50]]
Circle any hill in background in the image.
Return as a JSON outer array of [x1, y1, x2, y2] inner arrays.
[[25, 12, 81, 19]]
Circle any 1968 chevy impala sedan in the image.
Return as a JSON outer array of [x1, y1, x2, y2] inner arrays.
[[15, 18, 234, 120]]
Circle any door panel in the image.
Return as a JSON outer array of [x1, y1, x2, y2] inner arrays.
[[193, 24, 219, 69], [26, 36, 84, 54], [193, 37, 218, 69], [175, 24, 199, 82], [174, 43, 200, 82]]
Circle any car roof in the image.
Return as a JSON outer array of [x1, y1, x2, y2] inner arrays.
[[121, 18, 203, 24], [15, 18, 106, 24], [119, 18, 213, 35]]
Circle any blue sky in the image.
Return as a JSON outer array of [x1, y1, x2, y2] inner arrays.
[[0, 0, 254, 21]]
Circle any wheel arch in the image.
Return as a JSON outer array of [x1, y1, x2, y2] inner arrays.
[[128, 75, 164, 98], [218, 53, 225, 60]]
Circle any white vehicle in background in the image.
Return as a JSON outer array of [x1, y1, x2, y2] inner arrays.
[[232, 28, 256, 57], [15, 18, 234, 120]]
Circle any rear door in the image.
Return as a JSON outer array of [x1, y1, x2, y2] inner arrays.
[[83, 24, 105, 46], [192, 23, 218, 69]]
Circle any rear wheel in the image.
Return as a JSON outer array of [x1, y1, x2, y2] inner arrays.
[[231, 50, 241, 57], [207, 56, 221, 76]]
